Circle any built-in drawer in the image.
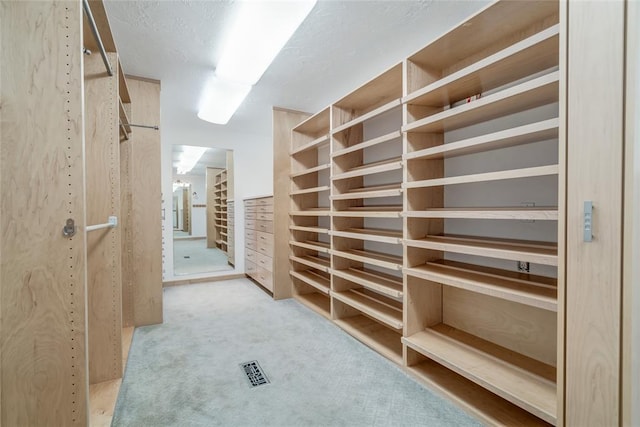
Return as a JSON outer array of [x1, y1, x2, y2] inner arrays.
[[245, 219, 256, 230], [244, 199, 258, 207], [244, 205, 258, 213], [255, 212, 273, 222], [245, 211, 257, 220], [256, 230, 273, 246], [256, 267, 273, 292], [256, 252, 272, 272], [256, 197, 273, 206], [255, 220, 273, 233], [245, 260, 257, 276], [256, 238, 273, 258], [245, 248, 257, 264], [245, 229, 256, 242], [256, 204, 273, 214], [245, 238, 257, 251]]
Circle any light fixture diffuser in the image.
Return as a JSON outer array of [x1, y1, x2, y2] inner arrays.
[[197, 76, 251, 125], [216, 0, 317, 85]]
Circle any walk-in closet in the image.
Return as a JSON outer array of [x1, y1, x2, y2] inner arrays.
[[1, 0, 638, 426]]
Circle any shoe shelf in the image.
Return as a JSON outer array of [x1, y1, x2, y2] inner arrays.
[[287, 0, 563, 423], [290, 107, 332, 320]]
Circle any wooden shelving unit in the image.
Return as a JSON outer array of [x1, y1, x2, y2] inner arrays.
[[213, 169, 228, 253], [290, 108, 332, 318], [402, 1, 561, 424], [286, 1, 563, 424]]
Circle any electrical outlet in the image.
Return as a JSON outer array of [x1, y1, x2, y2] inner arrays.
[[517, 261, 530, 273]]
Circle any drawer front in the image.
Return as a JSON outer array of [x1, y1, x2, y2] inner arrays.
[[245, 248, 258, 264], [256, 252, 273, 272], [255, 220, 273, 233], [244, 219, 256, 230], [245, 260, 257, 276], [245, 238, 257, 251], [256, 240, 273, 258], [256, 204, 273, 214], [245, 205, 258, 213], [256, 197, 273, 206], [255, 212, 273, 222], [244, 199, 258, 207], [256, 267, 273, 292], [245, 211, 257, 220], [245, 229, 256, 242], [256, 231, 274, 248]]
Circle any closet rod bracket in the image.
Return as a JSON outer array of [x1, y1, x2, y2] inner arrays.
[[62, 218, 76, 238]]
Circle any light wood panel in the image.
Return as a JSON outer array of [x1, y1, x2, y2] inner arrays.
[[404, 351, 550, 426], [1, 1, 88, 424], [85, 51, 123, 384], [443, 287, 557, 367], [272, 108, 310, 300], [623, 1, 640, 425], [565, 1, 624, 425], [127, 77, 163, 326], [403, 325, 556, 424], [120, 132, 134, 327]]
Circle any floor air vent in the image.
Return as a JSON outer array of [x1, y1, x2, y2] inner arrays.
[[240, 360, 270, 387]]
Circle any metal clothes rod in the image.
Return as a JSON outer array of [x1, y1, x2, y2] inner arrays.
[[82, 0, 114, 77], [86, 216, 118, 232], [129, 123, 160, 130]]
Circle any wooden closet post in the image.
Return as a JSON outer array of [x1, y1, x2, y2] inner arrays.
[[565, 1, 625, 425], [1, 1, 89, 424], [623, 0, 640, 425], [85, 50, 123, 384], [273, 108, 311, 300]]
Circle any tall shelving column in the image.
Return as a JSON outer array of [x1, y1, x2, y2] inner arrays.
[[289, 108, 332, 318], [329, 64, 405, 364], [401, 1, 561, 425]]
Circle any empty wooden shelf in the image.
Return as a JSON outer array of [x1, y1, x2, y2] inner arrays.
[[403, 324, 556, 424]]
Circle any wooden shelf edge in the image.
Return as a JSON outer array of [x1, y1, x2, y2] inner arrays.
[[333, 158, 403, 181], [402, 327, 557, 424], [290, 163, 331, 178], [404, 359, 552, 427], [332, 290, 403, 330], [404, 118, 559, 161], [405, 234, 558, 266], [332, 249, 402, 271], [403, 71, 559, 134], [291, 134, 330, 155], [333, 315, 403, 365], [404, 262, 557, 312], [290, 270, 330, 295], [290, 185, 331, 196], [331, 268, 403, 299], [404, 165, 558, 189], [332, 130, 402, 158], [403, 207, 558, 221]]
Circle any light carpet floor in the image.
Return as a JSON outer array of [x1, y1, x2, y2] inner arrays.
[[112, 279, 481, 427], [173, 238, 232, 275]]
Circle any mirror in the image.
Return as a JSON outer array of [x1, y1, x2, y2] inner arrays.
[[172, 145, 234, 276]]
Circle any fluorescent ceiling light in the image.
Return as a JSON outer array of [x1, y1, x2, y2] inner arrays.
[[216, 0, 317, 85], [176, 146, 208, 175], [197, 76, 251, 125]]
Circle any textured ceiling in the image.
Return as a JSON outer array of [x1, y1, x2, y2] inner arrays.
[[104, 0, 489, 147]]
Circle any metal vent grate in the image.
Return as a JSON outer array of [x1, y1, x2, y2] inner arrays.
[[240, 361, 270, 387]]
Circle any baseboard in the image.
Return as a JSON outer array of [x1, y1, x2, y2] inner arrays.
[[163, 273, 245, 288]]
